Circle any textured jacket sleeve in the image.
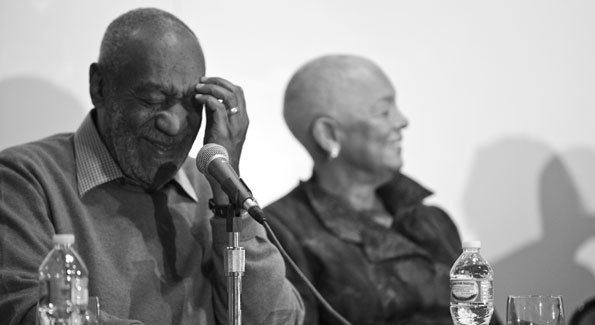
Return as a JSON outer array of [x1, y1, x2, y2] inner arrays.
[[264, 209, 320, 325], [209, 215, 305, 325]]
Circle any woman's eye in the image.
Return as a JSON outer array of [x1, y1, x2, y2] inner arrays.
[[375, 109, 390, 117]]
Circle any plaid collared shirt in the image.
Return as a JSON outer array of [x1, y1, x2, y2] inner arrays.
[[73, 112, 197, 201]]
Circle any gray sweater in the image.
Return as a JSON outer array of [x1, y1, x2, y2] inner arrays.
[[0, 113, 303, 325]]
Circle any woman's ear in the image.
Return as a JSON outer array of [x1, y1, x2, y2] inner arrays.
[[89, 63, 105, 107], [311, 116, 341, 159]]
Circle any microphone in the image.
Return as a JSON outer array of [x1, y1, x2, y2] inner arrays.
[[197, 145, 352, 325], [196, 143, 266, 224]]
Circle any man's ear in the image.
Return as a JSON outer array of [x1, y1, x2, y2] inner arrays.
[[311, 116, 341, 157], [89, 63, 105, 106]]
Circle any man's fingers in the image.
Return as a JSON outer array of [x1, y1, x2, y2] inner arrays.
[[199, 76, 236, 91], [195, 76, 248, 133], [197, 77, 245, 115], [195, 94, 233, 127], [194, 94, 223, 111], [196, 94, 230, 135], [195, 83, 239, 110], [195, 77, 248, 173]]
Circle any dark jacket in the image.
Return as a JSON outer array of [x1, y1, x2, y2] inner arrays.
[[265, 173, 466, 324]]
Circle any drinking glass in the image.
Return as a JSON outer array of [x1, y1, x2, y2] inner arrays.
[[84, 296, 101, 325], [507, 295, 564, 325]]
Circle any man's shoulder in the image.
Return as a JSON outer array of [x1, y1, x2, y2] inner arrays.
[[0, 133, 75, 171]]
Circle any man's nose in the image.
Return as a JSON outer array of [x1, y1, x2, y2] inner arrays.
[[155, 104, 188, 136]]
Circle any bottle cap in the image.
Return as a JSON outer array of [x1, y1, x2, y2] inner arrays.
[[53, 234, 75, 245], [462, 240, 481, 248]]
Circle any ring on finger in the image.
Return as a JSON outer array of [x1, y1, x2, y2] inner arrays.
[[229, 107, 239, 115]]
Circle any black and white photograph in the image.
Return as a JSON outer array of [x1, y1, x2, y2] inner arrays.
[[0, 1, 594, 324]]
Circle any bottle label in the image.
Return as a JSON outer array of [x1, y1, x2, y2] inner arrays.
[[450, 279, 493, 303], [71, 277, 89, 306]]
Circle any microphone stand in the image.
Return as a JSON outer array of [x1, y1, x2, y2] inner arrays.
[[225, 207, 245, 325]]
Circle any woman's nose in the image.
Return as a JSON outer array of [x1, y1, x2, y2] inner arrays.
[[392, 108, 409, 129]]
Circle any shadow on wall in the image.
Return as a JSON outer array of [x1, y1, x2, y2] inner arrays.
[[462, 138, 595, 319], [0, 76, 85, 150]]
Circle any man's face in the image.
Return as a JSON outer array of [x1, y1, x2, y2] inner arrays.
[[101, 31, 205, 188], [337, 68, 408, 177]]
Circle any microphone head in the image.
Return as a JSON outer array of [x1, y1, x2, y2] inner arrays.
[[196, 143, 229, 175]]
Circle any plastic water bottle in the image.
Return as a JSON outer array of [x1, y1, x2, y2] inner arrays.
[[37, 234, 89, 325], [450, 240, 494, 325]]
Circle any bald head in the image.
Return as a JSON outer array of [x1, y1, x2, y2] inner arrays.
[[90, 8, 207, 189], [98, 8, 204, 80], [283, 55, 392, 157]]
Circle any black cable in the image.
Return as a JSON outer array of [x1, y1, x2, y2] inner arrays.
[[263, 221, 353, 325]]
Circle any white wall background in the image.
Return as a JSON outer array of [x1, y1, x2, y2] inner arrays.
[[1, 0, 594, 319]]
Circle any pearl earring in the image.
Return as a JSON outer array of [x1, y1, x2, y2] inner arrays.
[[329, 146, 340, 159]]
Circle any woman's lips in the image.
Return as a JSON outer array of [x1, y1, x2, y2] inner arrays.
[[387, 135, 402, 144]]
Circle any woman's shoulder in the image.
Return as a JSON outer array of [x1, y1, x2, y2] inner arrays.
[[265, 182, 307, 215], [265, 182, 313, 226], [264, 181, 327, 240], [397, 204, 462, 263]]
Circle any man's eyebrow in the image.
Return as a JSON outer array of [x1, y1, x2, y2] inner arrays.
[[133, 82, 164, 93], [133, 82, 183, 98]]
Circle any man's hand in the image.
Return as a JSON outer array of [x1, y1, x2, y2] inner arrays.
[[194, 76, 248, 173], [194, 76, 249, 204]]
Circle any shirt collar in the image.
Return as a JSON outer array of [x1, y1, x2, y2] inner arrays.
[[301, 173, 433, 262], [73, 110, 198, 201], [74, 112, 123, 197], [173, 165, 198, 202]]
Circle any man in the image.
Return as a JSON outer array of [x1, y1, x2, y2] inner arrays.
[[265, 55, 499, 324], [0, 8, 303, 325]]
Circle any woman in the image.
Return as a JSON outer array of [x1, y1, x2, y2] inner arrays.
[[265, 55, 497, 324]]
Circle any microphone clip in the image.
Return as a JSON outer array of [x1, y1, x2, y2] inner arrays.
[[208, 198, 242, 232]]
